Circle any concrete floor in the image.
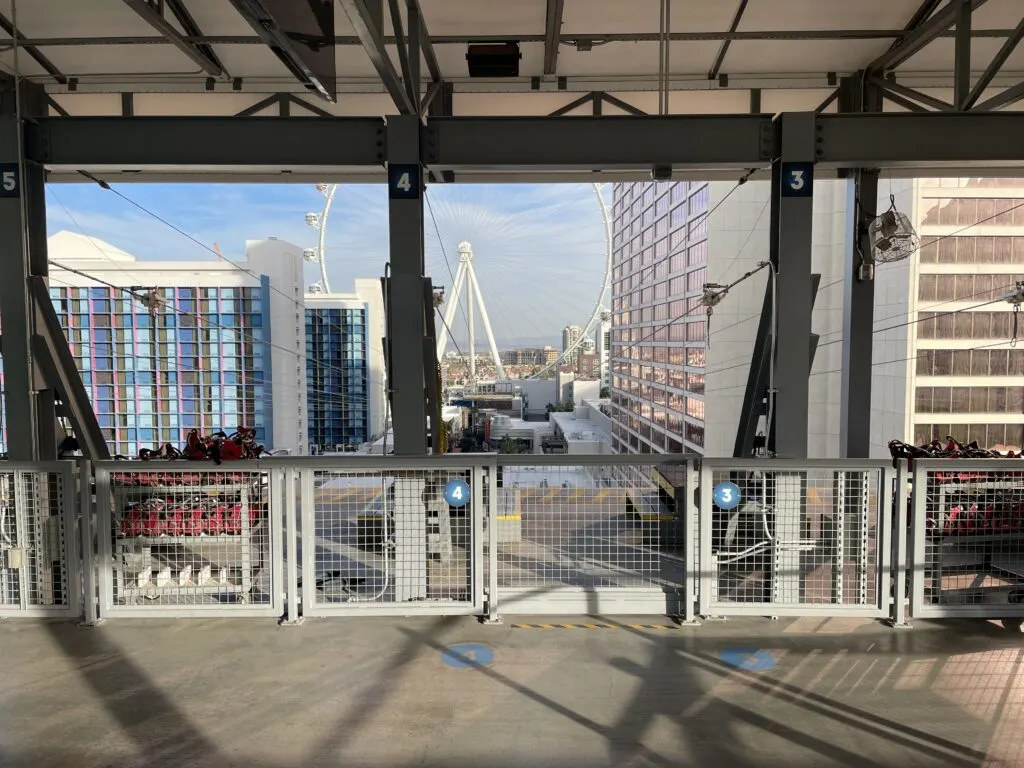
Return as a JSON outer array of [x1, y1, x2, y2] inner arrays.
[[1, 615, 1023, 768]]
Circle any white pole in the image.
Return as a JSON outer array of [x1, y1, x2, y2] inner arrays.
[[437, 260, 466, 358], [467, 261, 506, 379], [467, 261, 476, 390]]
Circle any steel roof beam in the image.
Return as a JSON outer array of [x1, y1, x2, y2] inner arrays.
[[408, 0, 441, 83], [963, 16, 1024, 109], [973, 79, 1024, 111], [25, 112, 1024, 176], [0, 12, 68, 84], [543, 0, 565, 75], [885, 0, 943, 52], [869, 77, 955, 110], [10, 28, 1023, 47], [708, 0, 748, 80], [868, 0, 989, 73], [815, 112, 1024, 166], [25, 116, 385, 169], [338, 0, 415, 114], [423, 115, 775, 170], [227, 0, 336, 101], [120, 0, 225, 77]]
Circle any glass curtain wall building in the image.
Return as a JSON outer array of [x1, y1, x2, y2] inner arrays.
[[304, 281, 387, 454], [48, 285, 266, 456], [305, 304, 369, 450], [609, 181, 709, 454], [0, 232, 308, 456]]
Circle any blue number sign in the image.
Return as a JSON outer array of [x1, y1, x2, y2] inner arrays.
[[388, 163, 421, 200], [712, 481, 742, 511], [0, 163, 20, 199], [780, 161, 813, 198], [444, 478, 471, 508]]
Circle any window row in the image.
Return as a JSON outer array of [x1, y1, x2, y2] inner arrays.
[[80, 370, 252, 386], [916, 310, 1020, 340], [52, 287, 261, 301], [915, 348, 1024, 377], [915, 386, 1024, 414], [917, 274, 1021, 303], [61, 312, 261, 330], [920, 197, 1024, 228], [920, 236, 1024, 265], [90, 384, 256, 400], [63, 327, 256, 344]]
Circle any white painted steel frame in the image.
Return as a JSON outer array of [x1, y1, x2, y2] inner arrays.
[[698, 458, 895, 620], [491, 454, 695, 618], [0, 461, 81, 619], [909, 458, 1024, 620], [92, 460, 284, 619], [293, 455, 487, 617]]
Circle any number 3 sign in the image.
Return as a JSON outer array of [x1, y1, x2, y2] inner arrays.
[[780, 162, 813, 198]]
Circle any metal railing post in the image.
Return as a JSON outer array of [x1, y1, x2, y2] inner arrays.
[[889, 460, 911, 628], [681, 459, 700, 625], [483, 460, 501, 624], [281, 466, 303, 626], [77, 460, 100, 626], [698, 461, 715, 618]]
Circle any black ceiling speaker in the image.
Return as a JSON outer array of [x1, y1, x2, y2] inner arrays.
[[466, 42, 522, 77]]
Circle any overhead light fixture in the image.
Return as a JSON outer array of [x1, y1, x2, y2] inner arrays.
[[466, 42, 522, 77]]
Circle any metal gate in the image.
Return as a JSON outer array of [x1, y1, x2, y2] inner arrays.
[[488, 455, 696, 619], [910, 459, 1024, 621], [93, 461, 284, 618], [296, 456, 485, 617], [699, 459, 893, 619], [0, 462, 80, 618]]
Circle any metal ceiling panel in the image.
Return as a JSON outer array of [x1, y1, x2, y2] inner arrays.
[[726, 40, 894, 74], [737, 0, 922, 32], [558, 41, 723, 77], [418, 0, 547, 37], [561, 1, 734, 35]]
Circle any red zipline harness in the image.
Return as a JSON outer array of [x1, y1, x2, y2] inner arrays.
[[126, 427, 265, 465]]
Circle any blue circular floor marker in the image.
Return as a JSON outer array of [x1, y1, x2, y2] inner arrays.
[[719, 648, 776, 671], [444, 478, 471, 507], [441, 643, 494, 668], [713, 481, 742, 510]]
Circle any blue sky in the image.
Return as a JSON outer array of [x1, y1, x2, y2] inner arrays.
[[45, 182, 610, 348]]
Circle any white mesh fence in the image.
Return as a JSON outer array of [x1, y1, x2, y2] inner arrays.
[[0, 466, 77, 616], [911, 461, 1024, 619], [700, 461, 891, 617], [97, 462, 278, 615], [299, 463, 481, 615]]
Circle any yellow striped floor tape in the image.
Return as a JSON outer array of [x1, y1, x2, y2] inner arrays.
[[511, 622, 677, 630]]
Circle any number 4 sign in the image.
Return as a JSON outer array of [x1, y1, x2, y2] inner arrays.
[[780, 162, 813, 198], [388, 164, 421, 200], [0, 163, 20, 199]]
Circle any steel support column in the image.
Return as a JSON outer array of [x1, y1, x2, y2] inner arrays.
[[387, 115, 428, 454], [770, 112, 816, 459], [838, 77, 882, 458], [954, 0, 972, 109], [0, 77, 54, 459]]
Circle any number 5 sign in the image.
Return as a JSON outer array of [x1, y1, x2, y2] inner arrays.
[[388, 164, 421, 200], [0, 163, 20, 199], [780, 162, 813, 198]]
